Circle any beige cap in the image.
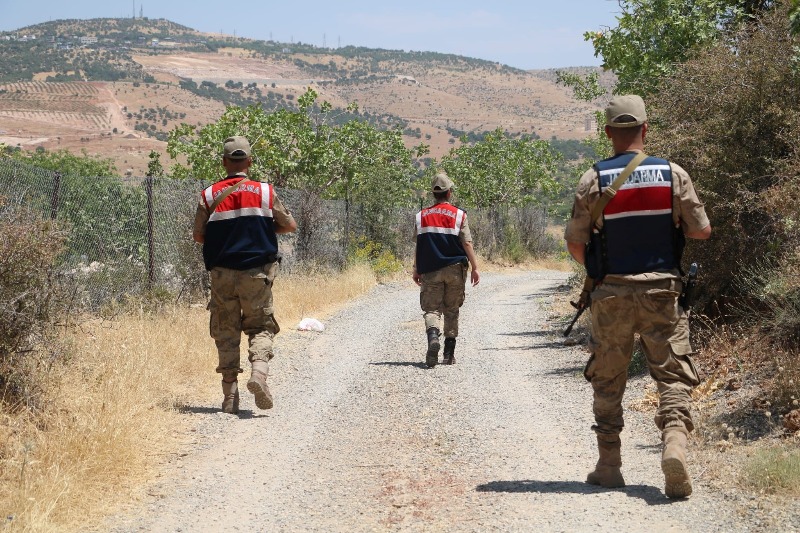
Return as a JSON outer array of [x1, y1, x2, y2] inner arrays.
[[431, 172, 454, 192], [223, 136, 252, 160], [605, 95, 647, 128]]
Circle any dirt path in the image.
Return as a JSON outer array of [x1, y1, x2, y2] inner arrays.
[[108, 270, 790, 532]]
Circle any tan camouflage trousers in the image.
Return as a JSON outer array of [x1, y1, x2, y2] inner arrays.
[[208, 262, 280, 380], [420, 262, 468, 338], [585, 278, 700, 437]]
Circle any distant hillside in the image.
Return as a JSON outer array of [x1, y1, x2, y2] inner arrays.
[[0, 17, 608, 174]]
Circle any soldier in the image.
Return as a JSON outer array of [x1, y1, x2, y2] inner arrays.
[[193, 136, 297, 414], [564, 95, 711, 498], [412, 172, 480, 367]]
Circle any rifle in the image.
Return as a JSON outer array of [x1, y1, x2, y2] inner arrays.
[[679, 262, 699, 311], [563, 153, 648, 338], [563, 276, 594, 336]]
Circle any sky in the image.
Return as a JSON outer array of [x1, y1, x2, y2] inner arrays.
[[0, 1, 622, 70]]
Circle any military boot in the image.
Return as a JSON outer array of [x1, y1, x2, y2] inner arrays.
[[247, 360, 273, 410], [221, 379, 239, 414], [662, 427, 692, 498], [425, 327, 440, 367], [586, 435, 625, 488], [442, 337, 457, 365]]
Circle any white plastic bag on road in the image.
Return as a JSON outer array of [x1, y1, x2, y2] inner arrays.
[[297, 317, 325, 332]]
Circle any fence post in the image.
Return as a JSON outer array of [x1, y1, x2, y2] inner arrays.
[[50, 171, 62, 220], [145, 175, 155, 289]]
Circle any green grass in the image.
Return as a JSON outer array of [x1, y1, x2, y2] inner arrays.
[[741, 447, 800, 495]]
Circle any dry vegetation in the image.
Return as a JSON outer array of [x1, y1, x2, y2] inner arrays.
[[0, 263, 377, 531], [0, 80, 225, 174], [0, 48, 603, 173]]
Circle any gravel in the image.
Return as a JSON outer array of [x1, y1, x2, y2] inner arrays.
[[107, 270, 800, 533]]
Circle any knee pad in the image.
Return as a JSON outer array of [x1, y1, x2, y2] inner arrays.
[[221, 369, 240, 382]]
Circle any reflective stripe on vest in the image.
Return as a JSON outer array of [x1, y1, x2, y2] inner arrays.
[[415, 203, 468, 274], [203, 180, 274, 221], [200, 177, 279, 271], [590, 153, 678, 275]]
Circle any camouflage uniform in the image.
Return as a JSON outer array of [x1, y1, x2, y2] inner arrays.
[[565, 161, 709, 437], [193, 136, 296, 413], [207, 261, 281, 375], [420, 258, 469, 338], [414, 172, 479, 367], [194, 194, 293, 381]]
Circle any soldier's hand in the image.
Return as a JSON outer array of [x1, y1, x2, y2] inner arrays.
[[471, 269, 480, 286], [412, 269, 422, 286], [577, 289, 591, 309]]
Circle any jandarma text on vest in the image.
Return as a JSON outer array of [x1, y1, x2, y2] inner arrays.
[[600, 166, 669, 186], [422, 207, 457, 219], [212, 183, 262, 201]]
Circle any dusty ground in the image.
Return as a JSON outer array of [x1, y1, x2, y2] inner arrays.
[[0, 80, 222, 174], [103, 271, 799, 532], [0, 50, 602, 173]]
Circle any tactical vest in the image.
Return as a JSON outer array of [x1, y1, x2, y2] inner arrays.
[[201, 176, 279, 271], [415, 202, 468, 274], [585, 153, 684, 279]]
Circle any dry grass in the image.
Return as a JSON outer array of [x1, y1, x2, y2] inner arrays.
[[0, 262, 376, 531]]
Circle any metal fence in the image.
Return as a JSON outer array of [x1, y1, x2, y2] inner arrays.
[[0, 158, 557, 311]]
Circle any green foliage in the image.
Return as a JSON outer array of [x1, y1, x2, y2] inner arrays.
[[147, 150, 164, 178], [628, 341, 648, 376], [742, 447, 800, 495], [167, 88, 422, 206], [350, 237, 404, 277], [585, 0, 767, 96], [792, 0, 800, 33], [500, 223, 527, 263], [435, 128, 562, 210], [554, 71, 606, 102], [1, 149, 148, 264], [8, 147, 116, 176], [646, 3, 800, 318]]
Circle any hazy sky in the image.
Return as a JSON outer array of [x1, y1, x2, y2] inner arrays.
[[0, 1, 622, 70]]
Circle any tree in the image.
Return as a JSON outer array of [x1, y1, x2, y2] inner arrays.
[[587, 0, 772, 96], [436, 129, 562, 210], [167, 88, 423, 201], [167, 88, 426, 260]]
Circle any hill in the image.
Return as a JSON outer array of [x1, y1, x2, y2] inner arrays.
[[0, 17, 610, 175]]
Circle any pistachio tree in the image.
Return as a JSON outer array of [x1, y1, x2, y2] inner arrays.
[[436, 128, 562, 210], [166, 88, 425, 259]]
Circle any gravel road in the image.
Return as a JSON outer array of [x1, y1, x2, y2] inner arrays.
[[108, 270, 797, 533]]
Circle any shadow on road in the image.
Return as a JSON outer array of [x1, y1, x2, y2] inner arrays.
[[475, 480, 676, 506], [369, 361, 429, 369], [544, 365, 585, 376], [177, 405, 219, 414], [481, 341, 567, 351], [497, 330, 551, 337], [176, 405, 265, 419]]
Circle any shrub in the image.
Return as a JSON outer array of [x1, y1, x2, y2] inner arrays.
[[0, 202, 67, 409], [648, 4, 800, 319], [350, 237, 403, 277]]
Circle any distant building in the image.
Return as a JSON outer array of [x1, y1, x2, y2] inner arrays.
[[80, 36, 98, 45], [395, 75, 419, 85]]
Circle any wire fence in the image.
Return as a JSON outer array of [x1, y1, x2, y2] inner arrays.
[[0, 158, 557, 311]]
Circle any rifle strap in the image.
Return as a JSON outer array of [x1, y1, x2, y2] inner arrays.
[[590, 151, 648, 227], [208, 177, 247, 214]]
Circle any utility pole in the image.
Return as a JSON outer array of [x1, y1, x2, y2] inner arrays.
[[323, 33, 326, 48], [338, 36, 341, 49]]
